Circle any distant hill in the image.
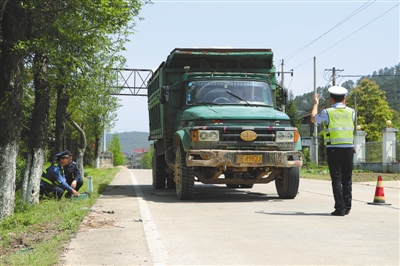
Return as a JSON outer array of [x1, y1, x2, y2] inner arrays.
[[106, 131, 152, 155]]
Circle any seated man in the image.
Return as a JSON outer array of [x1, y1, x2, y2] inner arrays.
[[40, 150, 79, 199]]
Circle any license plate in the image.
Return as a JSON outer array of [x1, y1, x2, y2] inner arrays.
[[236, 155, 262, 163]]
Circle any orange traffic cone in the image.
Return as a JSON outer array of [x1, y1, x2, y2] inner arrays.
[[368, 176, 391, 206]]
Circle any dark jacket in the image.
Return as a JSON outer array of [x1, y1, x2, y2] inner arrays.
[[64, 162, 82, 185], [41, 164, 74, 192]]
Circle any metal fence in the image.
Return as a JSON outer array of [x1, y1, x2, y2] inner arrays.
[[363, 140, 400, 163], [364, 141, 382, 163]]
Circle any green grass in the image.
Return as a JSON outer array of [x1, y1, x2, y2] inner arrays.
[[0, 167, 119, 266], [300, 167, 400, 182]]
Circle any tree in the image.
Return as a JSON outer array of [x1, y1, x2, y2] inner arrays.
[[1, 0, 149, 219], [286, 90, 302, 129], [346, 79, 393, 141], [20, 0, 140, 205], [21, 53, 52, 204], [367, 64, 400, 113], [341, 80, 355, 92], [0, 0, 30, 219], [108, 134, 124, 166], [140, 147, 154, 169]]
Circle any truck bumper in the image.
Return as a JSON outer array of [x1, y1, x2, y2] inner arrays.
[[186, 150, 302, 168]]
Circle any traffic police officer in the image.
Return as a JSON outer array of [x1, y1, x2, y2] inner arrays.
[[311, 86, 355, 216], [64, 152, 83, 197], [40, 150, 79, 199]]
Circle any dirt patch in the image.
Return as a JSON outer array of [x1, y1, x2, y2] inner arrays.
[[78, 209, 117, 231], [0, 223, 61, 256]]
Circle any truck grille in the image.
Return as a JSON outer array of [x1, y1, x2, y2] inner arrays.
[[220, 128, 275, 141]]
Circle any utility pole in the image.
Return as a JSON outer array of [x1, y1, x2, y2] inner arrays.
[[333, 67, 336, 85], [277, 60, 293, 112], [325, 67, 344, 86], [312, 57, 318, 165], [354, 90, 357, 135], [281, 60, 285, 113]]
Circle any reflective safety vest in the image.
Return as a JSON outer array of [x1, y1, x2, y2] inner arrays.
[[41, 165, 61, 186], [323, 107, 354, 145]]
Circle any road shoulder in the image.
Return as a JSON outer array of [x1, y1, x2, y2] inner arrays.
[[60, 167, 152, 266]]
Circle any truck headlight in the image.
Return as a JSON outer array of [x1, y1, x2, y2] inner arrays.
[[275, 131, 294, 142], [192, 130, 219, 142]]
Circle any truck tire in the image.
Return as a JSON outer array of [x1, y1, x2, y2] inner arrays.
[[174, 145, 194, 200], [225, 173, 239, 188], [275, 167, 300, 199], [152, 152, 166, 189]]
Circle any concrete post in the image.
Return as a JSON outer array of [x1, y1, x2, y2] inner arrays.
[[354, 130, 367, 166], [382, 127, 398, 172]]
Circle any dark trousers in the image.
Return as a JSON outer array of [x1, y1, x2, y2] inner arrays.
[[40, 185, 65, 200], [327, 147, 353, 212], [66, 178, 83, 191], [65, 179, 83, 198]]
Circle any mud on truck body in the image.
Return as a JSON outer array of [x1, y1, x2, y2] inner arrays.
[[147, 48, 302, 200]]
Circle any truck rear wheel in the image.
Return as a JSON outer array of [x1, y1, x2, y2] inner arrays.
[[174, 145, 194, 200], [275, 167, 300, 199], [152, 152, 166, 189], [225, 173, 239, 188]]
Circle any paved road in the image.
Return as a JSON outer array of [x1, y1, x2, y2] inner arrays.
[[62, 167, 400, 266]]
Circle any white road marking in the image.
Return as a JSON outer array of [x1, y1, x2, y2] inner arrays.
[[128, 170, 168, 265]]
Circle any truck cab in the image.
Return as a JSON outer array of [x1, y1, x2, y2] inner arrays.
[[148, 48, 302, 200]]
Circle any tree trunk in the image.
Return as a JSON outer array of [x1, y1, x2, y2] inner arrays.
[[21, 53, 51, 204], [70, 120, 86, 177], [55, 84, 69, 153], [0, 2, 28, 220], [94, 136, 101, 169], [22, 149, 46, 204]]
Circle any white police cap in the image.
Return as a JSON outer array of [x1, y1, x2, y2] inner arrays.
[[328, 86, 348, 96]]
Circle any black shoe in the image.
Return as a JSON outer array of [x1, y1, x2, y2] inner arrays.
[[345, 209, 350, 215], [331, 210, 345, 216]]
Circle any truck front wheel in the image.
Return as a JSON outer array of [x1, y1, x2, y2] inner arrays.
[[275, 167, 300, 199], [152, 152, 166, 189], [174, 145, 194, 200]]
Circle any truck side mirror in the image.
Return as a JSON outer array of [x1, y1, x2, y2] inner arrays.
[[160, 86, 169, 104]]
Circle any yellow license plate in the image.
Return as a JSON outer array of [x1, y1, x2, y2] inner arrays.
[[236, 155, 262, 163]]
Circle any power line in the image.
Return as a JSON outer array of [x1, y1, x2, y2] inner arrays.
[[314, 3, 399, 58], [295, 70, 325, 95], [337, 74, 398, 77], [291, 2, 399, 71], [284, 0, 376, 62]]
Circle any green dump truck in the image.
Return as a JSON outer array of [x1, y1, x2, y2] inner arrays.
[[147, 48, 302, 200]]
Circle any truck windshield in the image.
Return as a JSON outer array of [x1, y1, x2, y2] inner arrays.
[[186, 80, 273, 106]]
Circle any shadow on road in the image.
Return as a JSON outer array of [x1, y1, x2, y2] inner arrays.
[[255, 210, 330, 216], [98, 182, 295, 204]]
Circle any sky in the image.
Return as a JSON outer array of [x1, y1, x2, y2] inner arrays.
[[112, 0, 400, 133]]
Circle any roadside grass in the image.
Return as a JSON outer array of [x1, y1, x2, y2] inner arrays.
[[0, 167, 119, 266], [301, 167, 400, 182]]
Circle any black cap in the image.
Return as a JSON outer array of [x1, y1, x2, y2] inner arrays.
[[55, 150, 69, 159]]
